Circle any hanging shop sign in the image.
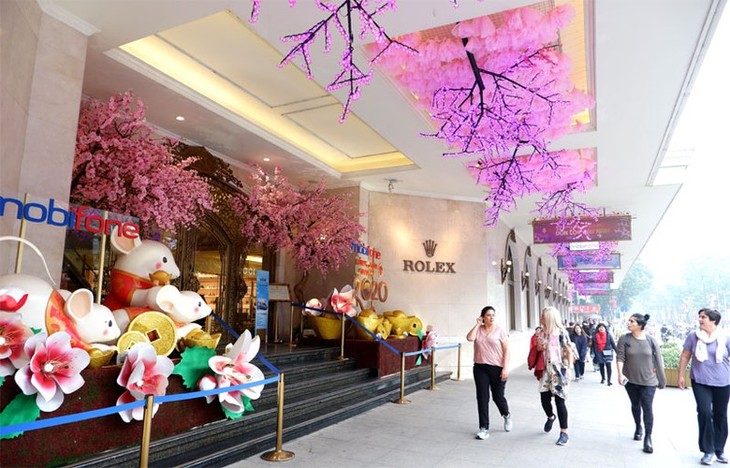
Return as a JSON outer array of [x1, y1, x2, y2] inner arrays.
[[0, 194, 140, 238], [532, 215, 632, 244], [569, 241, 600, 251], [402, 239, 456, 274], [558, 253, 621, 270], [571, 304, 601, 315], [570, 271, 614, 283], [575, 282, 611, 291]]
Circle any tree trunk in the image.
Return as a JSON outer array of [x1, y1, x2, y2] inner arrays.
[[293, 271, 310, 304]]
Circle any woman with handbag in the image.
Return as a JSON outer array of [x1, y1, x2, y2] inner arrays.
[[616, 313, 666, 454], [677, 308, 730, 465], [592, 323, 617, 385], [536, 306, 574, 446]]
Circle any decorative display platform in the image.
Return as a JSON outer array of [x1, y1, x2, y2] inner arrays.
[[300, 336, 422, 377], [0, 364, 222, 467]]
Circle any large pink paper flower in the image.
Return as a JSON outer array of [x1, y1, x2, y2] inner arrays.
[[14, 331, 90, 412], [198, 330, 265, 414], [330, 286, 357, 317], [116, 342, 174, 422], [0, 312, 33, 377]]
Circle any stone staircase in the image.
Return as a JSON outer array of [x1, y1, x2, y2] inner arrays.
[[69, 345, 451, 467]]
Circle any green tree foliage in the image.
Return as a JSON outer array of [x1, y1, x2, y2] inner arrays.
[[616, 261, 654, 309]]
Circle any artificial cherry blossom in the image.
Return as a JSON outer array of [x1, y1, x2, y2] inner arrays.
[[14, 332, 90, 412], [115, 342, 174, 422]]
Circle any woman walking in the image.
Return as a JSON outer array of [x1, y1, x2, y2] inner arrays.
[[571, 324, 588, 381], [616, 313, 666, 454], [592, 323, 617, 385], [466, 306, 511, 440], [678, 308, 730, 465], [536, 306, 573, 446]]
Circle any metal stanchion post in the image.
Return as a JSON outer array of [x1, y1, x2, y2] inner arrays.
[[394, 352, 410, 404], [13, 193, 30, 274], [261, 373, 295, 462], [454, 343, 462, 381], [428, 347, 438, 390], [337, 314, 346, 360], [139, 394, 154, 468], [289, 304, 295, 347]]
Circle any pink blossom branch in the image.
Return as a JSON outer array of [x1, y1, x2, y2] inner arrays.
[[251, 0, 417, 121]]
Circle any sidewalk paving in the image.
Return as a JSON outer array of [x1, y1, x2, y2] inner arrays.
[[228, 364, 707, 467]]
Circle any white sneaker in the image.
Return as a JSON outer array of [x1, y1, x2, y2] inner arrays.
[[475, 428, 489, 440], [503, 414, 512, 432]]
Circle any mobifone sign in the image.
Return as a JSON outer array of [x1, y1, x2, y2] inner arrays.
[[0, 195, 140, 238], [403, 239, 456, 274]]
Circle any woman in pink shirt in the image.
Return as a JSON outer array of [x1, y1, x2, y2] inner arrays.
[[467, 306, 511, 440]]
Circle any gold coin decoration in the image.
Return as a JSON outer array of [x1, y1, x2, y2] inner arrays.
[[128, 312, 177, 356], [116, 330, 149, 354]]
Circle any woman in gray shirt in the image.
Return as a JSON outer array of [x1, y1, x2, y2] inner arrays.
[[616, 313, 666, 455]]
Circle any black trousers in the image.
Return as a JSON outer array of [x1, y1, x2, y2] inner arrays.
[[624, 382, 657, 436], [473, 363, 509, 430], [574, 359, 585, 378], [599, 362, 613, 382], [540, 390, 568, 430], [692, 381, 730, 455]]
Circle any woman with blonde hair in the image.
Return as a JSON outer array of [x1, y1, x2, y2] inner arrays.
[[536, 306, 574, 446]]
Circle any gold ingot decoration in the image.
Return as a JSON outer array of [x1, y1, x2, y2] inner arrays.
[[128, 312, 177, 356], [117, 330, 149, 354], [354, 313, 382, 340], [387, 314, 423, 339], [184, 328, 222, 350], [310, 315, 343, 340], [87, 347, 116, 368], [375, 319, 392, 339]]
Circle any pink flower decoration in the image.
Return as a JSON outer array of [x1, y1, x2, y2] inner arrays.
[[198, 330, 265, 415], [115, 342, 174, 422], [304, 298, 323, 316], [330, 286, 358, 317], [0, 311, 33, 377], [14, 332, 90, 412]]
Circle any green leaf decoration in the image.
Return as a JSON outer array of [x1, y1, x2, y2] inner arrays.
[[417, 329, 424, 340], [31, 327, 42, 335], [222, 406, 244, 420], [0, 376, 5, 387], [416, 355, 422, 366], [0, 393, 41, 439], [243, 396, 254, 412], [172, 346, 217, 389]]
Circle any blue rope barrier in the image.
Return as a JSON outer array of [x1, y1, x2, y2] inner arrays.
[[291, 303, 402, 355], [209, 311, 280, 375], [433, 344, 460, 351], [156, 375, 280, 404], [0, 400, 145, 437]]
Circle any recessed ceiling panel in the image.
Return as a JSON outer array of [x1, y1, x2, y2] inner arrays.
[[285, 104, 398, 158], [157, 11, 326, 108]]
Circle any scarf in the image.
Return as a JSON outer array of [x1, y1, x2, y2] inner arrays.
[[695, 328, 725, 363], [595, 331, 607, 351]]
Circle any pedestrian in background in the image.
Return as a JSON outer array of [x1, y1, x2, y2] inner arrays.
[[536, 306, 573, 446], [678, 308, 730, 466], [616, 313, 666, 454], [592, 323, 617, 385], [467, 306, 511, 440], [571, 324, 588, 381]]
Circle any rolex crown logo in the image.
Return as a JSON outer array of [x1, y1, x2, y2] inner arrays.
[[423, 239, 437, 258]]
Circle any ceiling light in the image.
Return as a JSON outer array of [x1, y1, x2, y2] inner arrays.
[[263, 157, 271, 162], [175, 115, 185, 121]]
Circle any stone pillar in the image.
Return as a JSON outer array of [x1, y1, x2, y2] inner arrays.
[[1, 0, 89, 279]]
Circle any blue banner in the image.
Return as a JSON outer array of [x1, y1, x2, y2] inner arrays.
[[255, 270, 269, 335]]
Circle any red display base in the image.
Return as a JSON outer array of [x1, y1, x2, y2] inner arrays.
[[0, 365, 224, 467]]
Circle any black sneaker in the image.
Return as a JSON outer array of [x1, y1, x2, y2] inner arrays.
[[556, 432, 569, 446], [544, 416, 555, 433]]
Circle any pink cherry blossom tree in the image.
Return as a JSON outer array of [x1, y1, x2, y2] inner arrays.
[[375, 5, 595, 225], [230, 166, 366, 302], [72, 91, 213, 234]]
